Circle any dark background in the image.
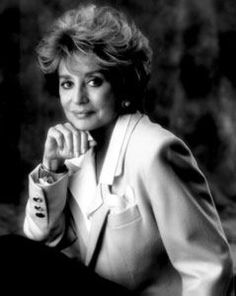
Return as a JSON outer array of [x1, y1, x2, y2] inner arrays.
[[0, 0, 236, 267]]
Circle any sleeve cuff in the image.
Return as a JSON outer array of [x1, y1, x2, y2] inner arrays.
[[37, 163, 68, 185]]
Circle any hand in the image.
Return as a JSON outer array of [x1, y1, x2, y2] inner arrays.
[[42, 122, 96, 172]]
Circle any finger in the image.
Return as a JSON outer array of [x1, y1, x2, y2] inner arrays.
[[47, 126, 64, 150], [89, 139, 97, 148], [87, 132, 97, 148], [55, 124, 73, 157], [80, 131, 88, 154], [64, 122, 81, 158]]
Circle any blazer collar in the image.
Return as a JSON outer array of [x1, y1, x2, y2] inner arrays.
[[67, 112, 143, 266], [67, 112, 143, 186], [85, 113, 143, 265], [99, 112, 143, 185], [67, 112, 143, 216]]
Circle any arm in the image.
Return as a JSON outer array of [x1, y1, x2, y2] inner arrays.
[[23, 164, 69, 246], [148, 138, 233, 296], [23, 122, 94, 246]]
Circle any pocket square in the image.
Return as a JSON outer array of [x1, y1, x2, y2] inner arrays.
[[105, 186, 135, 214]]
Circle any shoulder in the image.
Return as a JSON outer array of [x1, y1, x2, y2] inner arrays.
[[127, 114, 180, 156], [126, 114, 197, 169], [125, 115, 204, 188]]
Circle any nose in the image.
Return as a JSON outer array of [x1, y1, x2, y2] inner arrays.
[[72, 81, 89, 105]]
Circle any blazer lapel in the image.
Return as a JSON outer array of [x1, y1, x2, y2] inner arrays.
[[69, 149, 103, 217], [85, 113, 143, 266], [85, 185, 110, 266], [99, 112, 143, 185]]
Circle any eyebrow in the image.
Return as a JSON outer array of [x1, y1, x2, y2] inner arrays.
[[59, 74, 72, 79], [59, 70, 105, 79]]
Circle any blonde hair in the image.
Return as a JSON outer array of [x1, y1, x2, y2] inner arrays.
[[37, 4, 153, 112]]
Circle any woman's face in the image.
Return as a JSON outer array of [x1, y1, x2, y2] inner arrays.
[[58, 53, 119, 132]]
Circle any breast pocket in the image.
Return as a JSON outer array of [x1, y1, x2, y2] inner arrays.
[[101, 184, 142, 229], [108, 204, 141, 228]]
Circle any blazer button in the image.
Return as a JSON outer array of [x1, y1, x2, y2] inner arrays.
[[35, 213, 45, 218], [34, 206, 44, 211], [33, 197, 43, 203]]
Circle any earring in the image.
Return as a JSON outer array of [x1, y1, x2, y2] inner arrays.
[[121, 100, 131, 108]]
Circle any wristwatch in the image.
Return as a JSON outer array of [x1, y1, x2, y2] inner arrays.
[[38, 164, 67, 184]]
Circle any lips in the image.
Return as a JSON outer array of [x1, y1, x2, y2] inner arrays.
[[71, 110, 94, 118]]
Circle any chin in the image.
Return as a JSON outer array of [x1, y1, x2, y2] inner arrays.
[[71, 120, 96, 131], [73, 123, 91, 131]]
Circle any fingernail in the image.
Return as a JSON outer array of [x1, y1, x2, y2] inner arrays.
[[89, 140, 97, 147]]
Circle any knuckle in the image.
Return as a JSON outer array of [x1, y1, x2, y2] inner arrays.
[[48, 126, 55, 134], [64, 130, 71, 138], [74, 130, 80, 137], [64, 122, 71, 128], [55, 132, 62, 140], [55, 124, 62, 129]]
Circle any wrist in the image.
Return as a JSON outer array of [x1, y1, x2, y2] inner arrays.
[[42, 158, 67, 173], [38, 163, 68, 185]]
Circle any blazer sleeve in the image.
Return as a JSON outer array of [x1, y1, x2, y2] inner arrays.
[[23, 165, 69, 247], [147, 138, 234, 296]]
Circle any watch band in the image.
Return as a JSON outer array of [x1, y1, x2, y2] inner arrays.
[[38, 164, 55, 184]]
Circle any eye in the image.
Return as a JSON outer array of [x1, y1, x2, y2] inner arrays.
[[87, 76, 104, 87], [60, 80, 74, 90]]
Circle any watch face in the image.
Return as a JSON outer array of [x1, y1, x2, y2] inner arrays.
[[38, 165, 55, 184]]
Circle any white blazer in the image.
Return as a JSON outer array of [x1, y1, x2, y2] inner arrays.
[[24, 112, 234, 296]]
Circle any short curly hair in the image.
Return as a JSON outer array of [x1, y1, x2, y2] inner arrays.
[[36, 3, 153, 113]]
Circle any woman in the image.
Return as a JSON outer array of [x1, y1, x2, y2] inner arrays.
[[23, 4, 233, 295]]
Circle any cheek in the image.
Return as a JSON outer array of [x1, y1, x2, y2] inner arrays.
[[59, 93, 69, 109], [99, 89, 118, 112], [99, 99, 117, 117], [107, 97, 119, 116], [59, 99, 66, 111]]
